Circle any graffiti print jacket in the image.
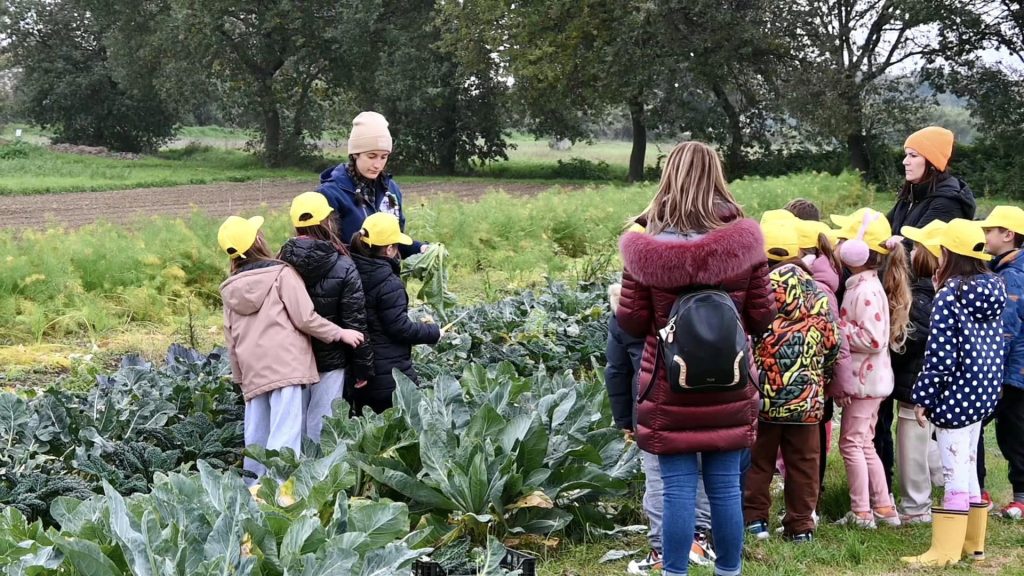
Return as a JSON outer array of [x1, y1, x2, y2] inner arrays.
[[754, 262, 841, 424]]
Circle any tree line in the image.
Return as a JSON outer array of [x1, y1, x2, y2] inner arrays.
[[0, 0, 1021, 187]]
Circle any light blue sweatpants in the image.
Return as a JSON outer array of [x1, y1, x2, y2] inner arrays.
[[305, 369, 345, 442], [244, 385, 306, 485]]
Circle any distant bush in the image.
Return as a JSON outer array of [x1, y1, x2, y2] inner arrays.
[[552, 157, 615, 180]]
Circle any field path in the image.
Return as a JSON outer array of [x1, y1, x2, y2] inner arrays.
[[0, 179, 563, 230]]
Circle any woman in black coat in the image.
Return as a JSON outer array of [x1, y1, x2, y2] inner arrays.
[[349, 212, 441, 414], [876, 126, 978, 493]]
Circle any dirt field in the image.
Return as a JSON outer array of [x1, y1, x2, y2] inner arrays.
[[0, 179, 563, 230]]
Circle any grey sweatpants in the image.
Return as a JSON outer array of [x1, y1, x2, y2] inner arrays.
[[642, 449, 712, 552], [305, 369, 345, 442], [243, 385, 306, 486]]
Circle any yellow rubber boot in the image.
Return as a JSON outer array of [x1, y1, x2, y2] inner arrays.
[[900, 508, 969, 567], [962, 503, 989, 561]]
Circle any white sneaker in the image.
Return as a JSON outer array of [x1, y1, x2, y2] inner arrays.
[[873, 509, 902, 527], [689, 531, 716, 566], [835, 511, 877, 529], [626, 549, 661, 575]]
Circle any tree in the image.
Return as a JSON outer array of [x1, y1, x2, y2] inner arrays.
[[1, 0, 178, 152], [782, 0, 990, 176], [465, 0, 665, 182], [651, 0, 796, 174], [164, 0, 379, 167], [346, 0, 511, 175]]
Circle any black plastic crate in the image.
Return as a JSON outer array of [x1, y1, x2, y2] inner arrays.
[[412, 548, 537, 576]]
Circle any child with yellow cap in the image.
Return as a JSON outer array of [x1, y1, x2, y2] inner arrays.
[[744, 216, 840, 544], [832, 209, 911, 529], [279, 192, 372, 440], [349, 213, 442, 414], [979, 206, 1024, 519], [217, 215, 363, 484], [903, 218, 1006, 566]]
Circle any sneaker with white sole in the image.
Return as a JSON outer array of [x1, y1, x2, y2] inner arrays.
[[1001, 501, 1024, 520], [899, 512, 933, 524], [873, 508, 902, 527], [746, 520, 770, 540], [626, 549, 661, 574], [690, 530, 716, 566], [834, 511, 876, 529]]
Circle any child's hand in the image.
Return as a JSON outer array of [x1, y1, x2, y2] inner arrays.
[[338, 329, 365, 347], [835, 396, 853, 408], [354, 379, 368, 389], [914, 405, 928, 429]]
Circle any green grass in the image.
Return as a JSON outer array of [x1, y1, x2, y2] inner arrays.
[[539, 425, 1024, 575], [0, 142, 317, 195]]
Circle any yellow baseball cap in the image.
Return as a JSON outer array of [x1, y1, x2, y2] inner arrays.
[[218, 216, 264, 259], [979, 206, 1024, 235], [832, 209, 892, 254], [760, 220, 801, 262], [935, 218, 991, 261], [360, 213, 412, 247], [290, 192, 334, 227], [761, 209, 835, 249], [901, 220, 947, 258], [829, 208, 873, 240]]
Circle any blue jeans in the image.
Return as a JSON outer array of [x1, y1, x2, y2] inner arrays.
[[659, 450, 744, 576]]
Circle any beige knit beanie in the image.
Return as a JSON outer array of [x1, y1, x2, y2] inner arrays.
[[347, 111, 393, 155]]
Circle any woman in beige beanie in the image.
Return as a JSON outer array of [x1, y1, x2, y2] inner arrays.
[[317, 111, 428, 258]]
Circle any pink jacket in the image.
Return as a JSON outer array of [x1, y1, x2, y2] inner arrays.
[[808, 255, 856, 399], [839, 270, 895, 399], [221, 263, 345, 401]]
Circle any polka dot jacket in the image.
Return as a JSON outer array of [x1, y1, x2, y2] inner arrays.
[[912, 273, 1007, 429]]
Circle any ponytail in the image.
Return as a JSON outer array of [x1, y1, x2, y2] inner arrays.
[[349, 229, 389, 258], [816, 233, 842, 279], [881, 242, 912, 352]]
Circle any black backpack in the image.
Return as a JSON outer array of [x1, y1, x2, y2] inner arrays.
[[656, 289, 749, 393]]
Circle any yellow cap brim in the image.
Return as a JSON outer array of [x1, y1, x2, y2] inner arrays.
[[248, 216, 265, 230], [396, 232, 413, 246]]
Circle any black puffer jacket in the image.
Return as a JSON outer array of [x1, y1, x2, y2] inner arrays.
[[352, 253, 440, 393], [279, 237, 373, 380], [889, 173, 976, 236], [891, 277, 935, 404]]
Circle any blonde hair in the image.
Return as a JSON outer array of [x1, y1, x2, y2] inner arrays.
[[634, 142, 743, 235], [863, 243, 912, 352]]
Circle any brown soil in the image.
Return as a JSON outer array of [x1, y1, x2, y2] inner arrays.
[[0, 179, 565, 230]]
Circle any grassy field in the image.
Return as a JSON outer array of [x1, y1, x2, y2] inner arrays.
[[1, 124, 666, 193]]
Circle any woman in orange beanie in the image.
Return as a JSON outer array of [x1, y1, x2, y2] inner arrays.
[[875, 126, 978, 511]]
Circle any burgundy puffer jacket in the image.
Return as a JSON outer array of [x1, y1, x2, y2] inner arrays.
[[617, 217, 775, 455]]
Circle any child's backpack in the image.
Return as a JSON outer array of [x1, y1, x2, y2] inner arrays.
[[656, 289, 749, 393]]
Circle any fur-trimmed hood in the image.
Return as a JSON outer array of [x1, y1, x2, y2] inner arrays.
[[619, 218, 766, 289]]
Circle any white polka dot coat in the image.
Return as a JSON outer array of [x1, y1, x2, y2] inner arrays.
[[912, 273, 1007, 429]]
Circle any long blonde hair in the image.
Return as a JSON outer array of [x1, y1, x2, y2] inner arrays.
[[863, 243, 913, 352], [635, 142, 743, 235]]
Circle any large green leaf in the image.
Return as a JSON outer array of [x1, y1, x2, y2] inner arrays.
[[280, 514, 321, 569], [348, 455, 458, 512], [346, 499, 410, 552], [50, 532, 122, 576], [356, 541, 422, 576], [103, 482, 160, 576]]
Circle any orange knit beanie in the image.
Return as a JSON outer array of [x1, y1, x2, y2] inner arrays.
[[904, 126, 954, 171]]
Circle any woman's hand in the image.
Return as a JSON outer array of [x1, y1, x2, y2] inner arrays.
[[338, 328, 365, 347], [914, 405, 928, 429], [420, 244, 430, 254]]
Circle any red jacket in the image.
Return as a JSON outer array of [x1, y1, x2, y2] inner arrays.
[[617, 218, 775, 454]]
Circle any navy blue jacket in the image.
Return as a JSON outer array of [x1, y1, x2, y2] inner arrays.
[[352, 253, 440, 395], [891, 277, 935, 404], [913, 274, 1006, 428], [605, 315, 644, 430], [317, 164, 424, 259], [992, 250, 1024, 390]]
